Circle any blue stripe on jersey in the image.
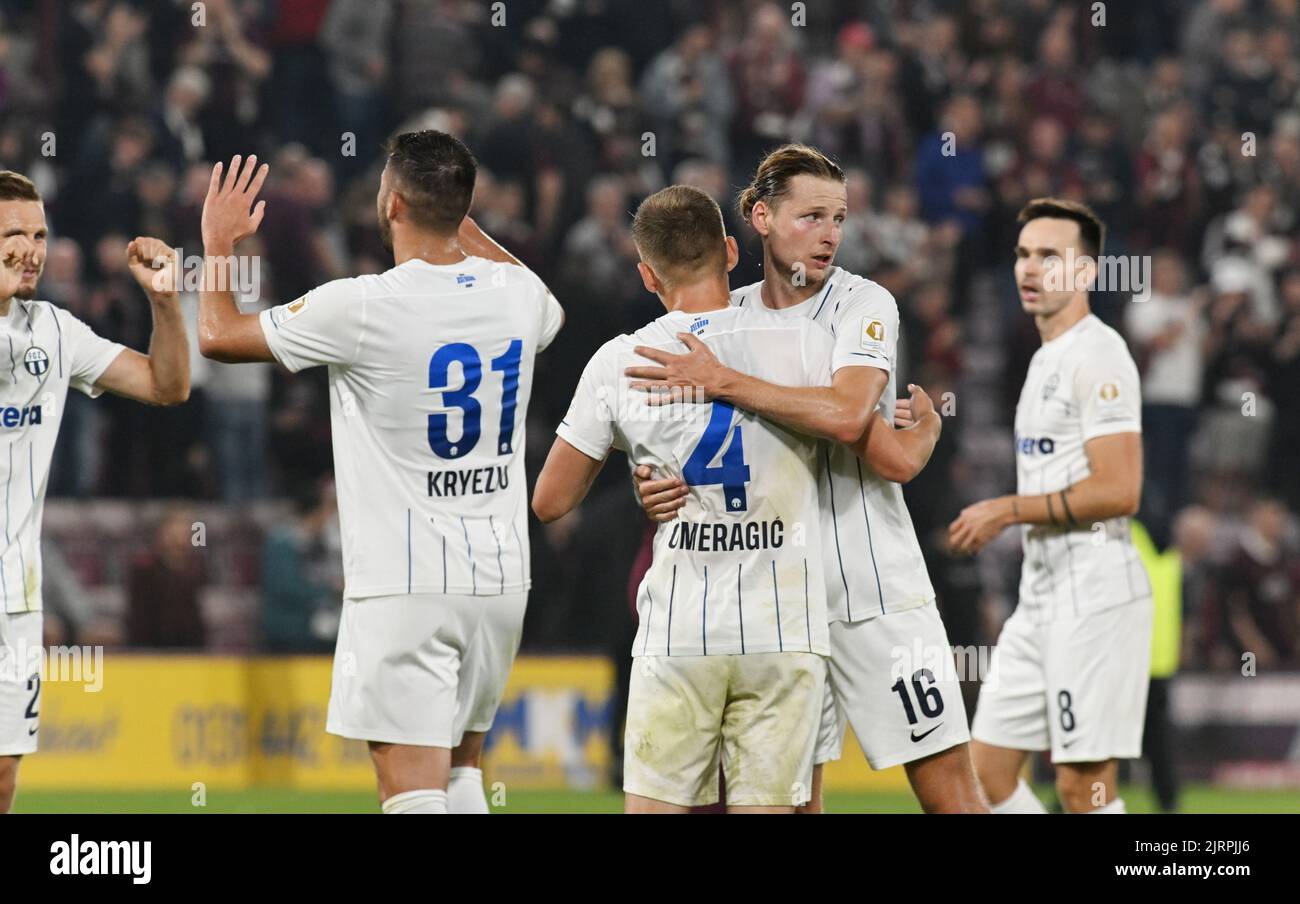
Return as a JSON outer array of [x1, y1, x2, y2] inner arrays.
[[48, 303, 63, 377], [823, 445, 852, 619], [771, 559, 783, 652], [854, 458, 886, 615], [643, 587, 655, 655], [460, 517, 476, 595], [442, 533, 448, 594], [666, 566, 676, 656], [701, 565, 708, 655], [511, 522, 525, 586], [736, 562, 745, 654], [6, 335, 14, 380], [406, 509, 412, 593], [804, 558, 811, 651], [812, 281, 835, 321], [28, 442, 34, 501], [489, 514, 504, 593]]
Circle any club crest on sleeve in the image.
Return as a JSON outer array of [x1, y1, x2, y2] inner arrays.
[[1099, 381, 1120, 401], [861, 317, 885, 352], [23, 347, 49, 377], [272, 296, 309, 326]]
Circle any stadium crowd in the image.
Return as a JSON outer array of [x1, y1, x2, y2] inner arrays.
[[0, 0, 1297, 669]]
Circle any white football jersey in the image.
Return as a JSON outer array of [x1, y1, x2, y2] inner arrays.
[[0, 300, 123, 614], [730, 267, 935, 622], [260, 256, 563, 599], [1014, 313, 1151, 623], [557, 306, 832, 657]]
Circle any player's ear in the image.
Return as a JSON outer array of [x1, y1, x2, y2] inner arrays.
[[637, 260, 662, 296], [724, 235, 739, 273], [751, 200, 771, 238], [386, 189, 405, 224]]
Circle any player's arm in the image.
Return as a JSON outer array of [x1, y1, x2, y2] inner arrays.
[[92, 237, 190, 405], [532, 439, 607, 523], [851, 383, 944, 483], [949, 432, 1142, 554], [458, 216, 524, 267], [197, 155, 275, 363], [459, 215, 566, 342], [626, 332, 882, 446]]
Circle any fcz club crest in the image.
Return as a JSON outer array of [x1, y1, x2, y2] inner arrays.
[[23, 347, 49, 377]]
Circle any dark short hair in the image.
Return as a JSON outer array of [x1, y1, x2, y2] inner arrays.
[[382, 130, 477, 233], [737, 144, 845, 222], [0, 170, 40, 203], [632, 185, 727, 288], [1017, 197, 1105, 257]]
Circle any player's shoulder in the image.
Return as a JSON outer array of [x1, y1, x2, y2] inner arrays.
[[729, 279, 764, 309], [1073, 314, 1138, 364], [363, 256, 541, 298], [19, 299, 85, 335], [20, 298, 65, 321], [826, 267, 897, 316]]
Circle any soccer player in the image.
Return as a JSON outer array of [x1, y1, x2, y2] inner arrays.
[[533, 184, 837, 813], [627, 146, 986, 813], [949, 198, 1151, 814], [196, 133, 563, 815], [0, 171, 191, 814]]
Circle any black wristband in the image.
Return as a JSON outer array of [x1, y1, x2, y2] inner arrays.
[[1059, 489, 1078, 527]]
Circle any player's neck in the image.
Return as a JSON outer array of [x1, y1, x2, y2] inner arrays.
[[1035, 296, 1090, 344], [0, 297, 11, 318], [659, 278, 731, 315], [391, 229, 469, 267], [759, 258, 824, 309]]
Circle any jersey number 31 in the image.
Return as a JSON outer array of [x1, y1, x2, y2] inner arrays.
[[427, 340, 522, 459]]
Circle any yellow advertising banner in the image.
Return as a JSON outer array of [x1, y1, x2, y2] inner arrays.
[[22, 654, 906, 792]]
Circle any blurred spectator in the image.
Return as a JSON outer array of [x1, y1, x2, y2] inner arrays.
[[1220, 501, 1299, 669], [728, 4, 805, 170], [261, 481, 342, 652], [320, 0, 392, 185], [1268, 269, 1300, 511], [640, 24, 733, 175], [126, 508, 209, 648], [1127, 250, 1205, 539]]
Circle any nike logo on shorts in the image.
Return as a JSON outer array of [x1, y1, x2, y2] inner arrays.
[[910, 723, 943, 743]]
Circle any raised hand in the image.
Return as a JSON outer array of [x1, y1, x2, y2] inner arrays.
[[126, 236, 180, 300], [0, 235, 36, 301], [201, 154, 270, 250]]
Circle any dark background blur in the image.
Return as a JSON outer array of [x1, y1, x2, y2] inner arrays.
[[2, 0, 1298, 679]]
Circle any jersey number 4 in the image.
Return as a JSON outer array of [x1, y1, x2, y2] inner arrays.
[[683, 401, 752, 512], [427, 340, 523, 459]]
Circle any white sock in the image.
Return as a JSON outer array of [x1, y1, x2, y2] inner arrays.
[[1088, 797, 1126, 814], [990, 779, 1048, 814], [447, 767, 489, 814], [382, 789, 448, 814]]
